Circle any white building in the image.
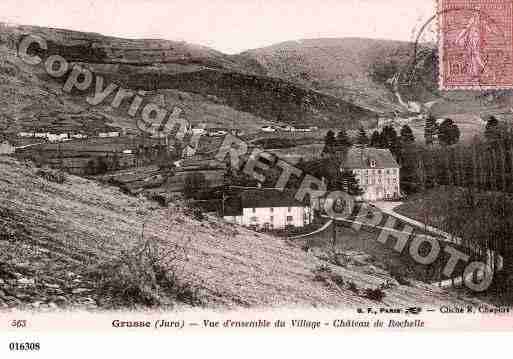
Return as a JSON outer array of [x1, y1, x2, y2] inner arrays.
[[191, 128, 206, 136], [47, 133, 69, 142], [34, 132, 50, 139], [18, 132, 34, 138], [261, 126, 277, 133], [291, 126, 312, 133], [224, 189, 312, 230], [99, 131, 120, 138], [340, 147, 401, 202]]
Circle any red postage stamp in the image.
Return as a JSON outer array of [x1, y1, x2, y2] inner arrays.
[[438, 0, 513, 90]]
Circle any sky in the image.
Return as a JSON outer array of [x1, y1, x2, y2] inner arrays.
[[0, 0, 436, 54]]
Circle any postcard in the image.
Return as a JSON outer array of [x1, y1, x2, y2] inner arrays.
[[1, 0, 512, 357]]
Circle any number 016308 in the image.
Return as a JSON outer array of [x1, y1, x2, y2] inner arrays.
[[9, 342, 40, 351]]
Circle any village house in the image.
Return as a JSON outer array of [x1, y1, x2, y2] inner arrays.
[[207, 128, 229, 137], [191, 127, 207, 136], [291, 126, 313, 133], [279, 125, 294, 132], [224, 189, 313, 230], [340, 147, 401, 202], [47, 133, 70, 142], [260, 126, 277, 133], [17, 131, 34, 138], [98, 131, 120, 138], [17, 131, 73, 142], [34, 132, 50, 139]]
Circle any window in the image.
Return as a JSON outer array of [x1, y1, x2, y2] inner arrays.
[[250, 216, 258, 222], [287, 216, 293, 222], [270, 207, 274, 213], [378, 169, 382, 174], [287, 207, 291, 212], [270, 216, 274, 222], [386, 169, 390, 175], [252, 208, 256, 213]]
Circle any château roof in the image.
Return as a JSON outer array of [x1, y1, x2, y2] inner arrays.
[[340, 147, 399, 170]]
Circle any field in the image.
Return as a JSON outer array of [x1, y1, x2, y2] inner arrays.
[[0, 156, 487, 309]]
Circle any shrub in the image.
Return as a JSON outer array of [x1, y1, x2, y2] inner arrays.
[[312, 264, 332, 284], [332, 275, 345, 288], [184, 205, 205, 222], [364, 288, 386, 302], [315, 264, 332, 274], [390, 267, 411, 286], [147, 193, 168, 207], [36, 168, 66, 184], [193, 208, 205, 221], [85, 237, 201, 308], [347, 281, 359, 294]]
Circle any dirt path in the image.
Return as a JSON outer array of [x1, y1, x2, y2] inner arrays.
[[372, 201, 460, 244]]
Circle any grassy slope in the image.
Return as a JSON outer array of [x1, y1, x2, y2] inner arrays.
[[0, 43, 275, 137], [0, 156, 486, 309]]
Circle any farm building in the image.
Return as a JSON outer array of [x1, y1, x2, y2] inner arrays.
[[98, 132, 120, 138], [224, 189, 312, 230]]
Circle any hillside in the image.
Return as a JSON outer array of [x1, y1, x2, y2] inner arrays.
[[0, 38, 275, 137], [0, 24, 378, 134], [239, 37, 513, 126], [0, 156, 488, 309], [239, 38, 415, 114]]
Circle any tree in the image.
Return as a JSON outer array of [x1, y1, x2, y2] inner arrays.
[[438, 118, 460, 146], [323, 130, 336, 154], [370, 130, 382, 147], [381, 125, 398, 147], [400, 125, 415, 144], [485, 116, 500, 142], [110, 152, 120, 171], [356, 127, 369, 146], [183, 172, 207, 199], [86, 157, 108, 175], [336, 129, 352, 147], [333, 170, 364, 196], [424, 115, 438, 146]]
